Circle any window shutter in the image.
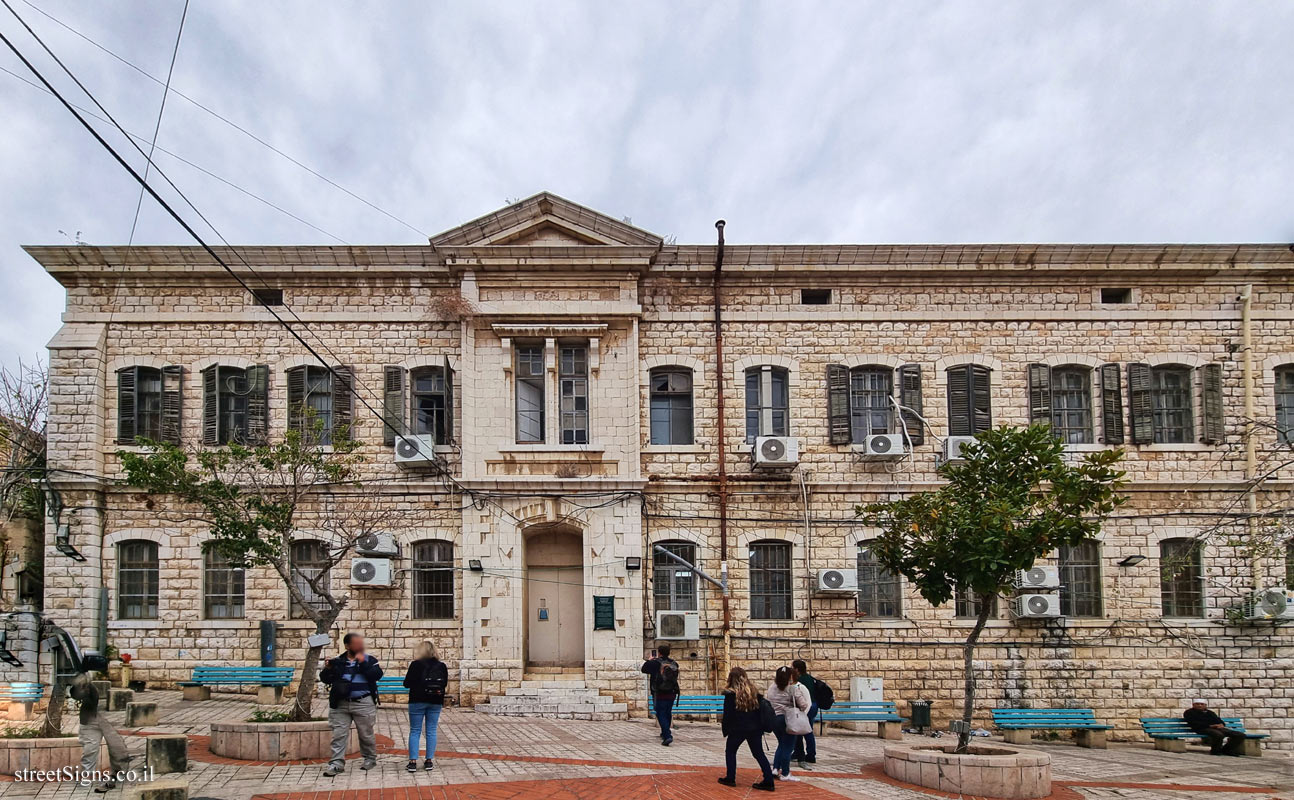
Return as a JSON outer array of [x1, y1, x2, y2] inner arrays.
[[898, 364, 924, 446], [1099, 363, 1124, 444], [946, 365, 971, 436], [116, 367, 137, 444], [1127, 362, 1153, 444], [970, 365, 992, 433], [382, 366, 405, 445], [333, 365, 355, 442], [826, 364, 851, 445], [245, 365, 270, 445], [161, 365, 183, 445], [202, 366, 219, 446], [1201, 362, 1224, 444], [444, 354, 455, 444], [1027, 363, 1052, 427], [286, 367, 305, 432]]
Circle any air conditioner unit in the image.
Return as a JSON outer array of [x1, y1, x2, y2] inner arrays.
[[1013, 593, 1062, 619], [941, 436, 975, 463], [350, 557, 393, 587], [394, 434, 437, 466], [655, 610, 700, 640], [1240, 588, 1290, 620], [859, 433, 906, 460], [355, 532, 398, 557], [817, 568, 858, 592], [753, 436, 799, 468], [1014, 566, 1060, 590]]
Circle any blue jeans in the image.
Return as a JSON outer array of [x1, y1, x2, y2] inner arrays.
[[793, 704, 818, 760], [772, 723, 797, 776], [653, 693, 676, 740], [408, 702, 442, 760]]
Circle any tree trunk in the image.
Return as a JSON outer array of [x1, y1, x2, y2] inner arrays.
[[40, 681, 67, 738], [957, 598, 994, 753], [289, 621, 329, 722]]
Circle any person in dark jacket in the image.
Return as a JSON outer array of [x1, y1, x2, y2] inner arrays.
[[717, 667, 775, 791], [319, 632, 383, 776], [403, 640, 449, 773], [790, 659, 817, 767], [69, 676, 130, 793], [641, 643, 681, 745], [1183, 699, 1247, 755]]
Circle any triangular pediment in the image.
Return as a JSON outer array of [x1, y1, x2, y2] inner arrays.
[[430, 192, 662, 248]]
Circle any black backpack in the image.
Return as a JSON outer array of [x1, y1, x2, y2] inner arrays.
[[656, 660, 681, 695], [812, 678, 835, 710], [758, 696, 776, 733], [421, 660, 448, 703]]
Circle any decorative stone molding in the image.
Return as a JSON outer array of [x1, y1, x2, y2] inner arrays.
[[1036, 354, 1103, 368], [1143, 352, 1208, 367], [191, 355, 257, 372], [836, 354, 907, 370], [107, 355, 169, 372], [934, 354, 1003, 373]]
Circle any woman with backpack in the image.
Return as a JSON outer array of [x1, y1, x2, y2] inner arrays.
[[765, 665, 812, 781], [717, 667, 776, 791], [403, 640, 449, 773]]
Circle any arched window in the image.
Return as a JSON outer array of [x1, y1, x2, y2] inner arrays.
[[649, 369, 694, 445], [1276, 366, 1294, 445], [117, 540, 159, 620], [954, 585, 996, 619], [745, 366, 790, 443], [1058, 540, 1102, 617], [1160, 538, 1204, 617], [849, 367, 893, 441], [411, 539, 454, 619], [290, 540, 331, 619], [203, 549, 245, 619], [856, 541, 900, 618], [1151, 366, 1194, 444], [286, 365, 353, 445], [652, 540, 698, 611], [749, 540, 792, 620], [116, 365, 182, 444], [1050, 367, 1094, 444]]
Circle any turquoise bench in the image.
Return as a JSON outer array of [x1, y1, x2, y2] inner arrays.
[[646, 693, 724, 717], [818, 701, 905, 740], [179, 666, 294, 703], [1140, 717, 1267, 757], [376, 677, 408, 696], [992, 708, 1112, 748], [0, 682, 44, 720]]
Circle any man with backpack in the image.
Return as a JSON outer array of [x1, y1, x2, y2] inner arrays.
[[641, 644, 681, 745], [791, 659, 833, 767]]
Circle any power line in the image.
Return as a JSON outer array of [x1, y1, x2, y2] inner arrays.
[[18, 0, 429, 239]]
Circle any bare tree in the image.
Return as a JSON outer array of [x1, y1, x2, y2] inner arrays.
[[0, 358, 47, 613]]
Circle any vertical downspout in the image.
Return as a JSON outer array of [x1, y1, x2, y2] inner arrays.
[[1241, 284, 1260, 590], [713, 220, 731, 680]]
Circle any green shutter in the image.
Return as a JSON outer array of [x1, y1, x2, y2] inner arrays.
[[245, 365, 270, 445], [286, 367, 306, 433], [970, 365, 992, 433], [1099, 363, 1124, 445], [1201, 363, 1224, 444], [946, 365, 971, 436], [332, 365, 354, 443], [898, 364, 924, 446], [1127, 362, 1153, 445], [383, 366, 405, 446], [116, 367, 137, 444], [202, 366, 220, 446], [826, 364, 851, 445], [444, 355, 455, 444], [1027, 363, 1052, 427]]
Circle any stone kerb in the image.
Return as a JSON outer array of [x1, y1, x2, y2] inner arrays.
[[883, 742, 1051, 799], [208, 720, 356, 761]]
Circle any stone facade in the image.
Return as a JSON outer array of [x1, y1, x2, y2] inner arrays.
[[27, 194, 1294, 746]]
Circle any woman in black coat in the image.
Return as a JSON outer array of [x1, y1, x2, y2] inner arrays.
[[718, 667, 775, 790], [403, 640, 449, 772]]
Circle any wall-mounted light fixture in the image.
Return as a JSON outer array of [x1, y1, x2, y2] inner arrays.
[[625, 557, 642, 571], [468, 559, 484, 572], [1117, 554, 1146, 567]]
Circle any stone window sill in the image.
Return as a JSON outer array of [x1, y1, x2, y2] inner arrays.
[[403, 619, 460, 628], [1140, 443, 1212, 452], [644, 444, 706, 454], [498, 443, 605, 454], [108, 619, 168, 631], [950, 618, 1011, 628], [185, 619, 255, 629]]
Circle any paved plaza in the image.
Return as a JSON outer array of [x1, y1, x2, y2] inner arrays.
[[1, 692, 1291, 800]]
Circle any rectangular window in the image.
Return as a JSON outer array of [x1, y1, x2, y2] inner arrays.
[[1099, 288, 1132, 304], [559, 344, 589, 444], [749, 541, 792, 620], [290, 540, 331, 619], [856, 542, 900, 618], [412, 368, 448, 444], [946, 365, 991, 436], [954, 585, 996, 619], [217, 367, 250, 444], [649, 369, 694, 445], [1160, 538, 1204, 617], [515, 345, 545, 443], [250, 287, 284, 306], [849, 367, 893, 441], [1151, 366, 1194, 444], [1276, 367, 1294, 445], [799, 288, 832, 305], [745, 366, 790, 443], [203, 550, 245, 619], [117, 540, 159, 620], [1058, 540, 1102, 617], [412, 540, 454, 619], [1050, 367, 1094, 444], [652, 542, 698, 611]]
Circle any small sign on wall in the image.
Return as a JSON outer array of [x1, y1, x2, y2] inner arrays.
[[593, 595, 615, 630]]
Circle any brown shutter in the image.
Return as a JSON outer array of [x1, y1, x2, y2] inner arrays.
[[116, 367, 137, 444], [898, 364, 924, 446], [332, 365, 354, 443], [245, 365, 270, 445], [161, 365, 183, 445], [444, 354, 455, 444], [970, 365, 992, 433], [383, 366, 405, 446], [1099, 363, 1124, 445], [286, 367, 306, 433], [1201, 362, 1224, 444], [202, 366, 219, 446], [1027, 363, 1052, 427], [947, 365, 971, 436], [826, 364, 851, 445], [1127, 362, 1153, 444]]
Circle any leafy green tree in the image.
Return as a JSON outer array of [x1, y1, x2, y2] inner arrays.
[[858, 425, 1126, 752], [120, 419, 399, 721]]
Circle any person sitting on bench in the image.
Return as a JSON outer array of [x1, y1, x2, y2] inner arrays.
[[1183, 699, 1246, 756]]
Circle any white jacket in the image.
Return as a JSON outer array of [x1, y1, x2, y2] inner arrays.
[[765, 681, 810, 717]]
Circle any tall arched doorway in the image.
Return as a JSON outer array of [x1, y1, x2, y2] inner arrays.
[[524, 527, 585, 667]]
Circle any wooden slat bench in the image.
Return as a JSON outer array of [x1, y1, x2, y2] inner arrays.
[[376, 677, 408, 696], [0, 682, 44, 721], [646, 693, 724, 717], [817, 701, 906, 740], [991, 708, 1113, 748], [179, 666, 294, 704], [1140, 717, 1268, 757]]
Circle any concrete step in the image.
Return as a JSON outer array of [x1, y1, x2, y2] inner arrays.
[[505, 687, 608, 699], [476, 702, 628, 715]]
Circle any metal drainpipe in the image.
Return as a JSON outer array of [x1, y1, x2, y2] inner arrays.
[[713, 220, 731, 681], [1241, 284, 1260, 590]]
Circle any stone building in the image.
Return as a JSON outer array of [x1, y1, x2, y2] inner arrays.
[[25, 193, 1294, 745]]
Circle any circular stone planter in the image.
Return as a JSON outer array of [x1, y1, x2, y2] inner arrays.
[[883, 742, 1051, 800], [209, 721, 357, 762], [0, 737, 81, 775]]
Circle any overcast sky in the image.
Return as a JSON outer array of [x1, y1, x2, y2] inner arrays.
[[2, 1, 1293, 369]]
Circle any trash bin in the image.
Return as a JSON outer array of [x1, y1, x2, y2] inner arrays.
[[910, 699, 933, 730]]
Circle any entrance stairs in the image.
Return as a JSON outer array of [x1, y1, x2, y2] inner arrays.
[[474, 668, 629, 720]]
